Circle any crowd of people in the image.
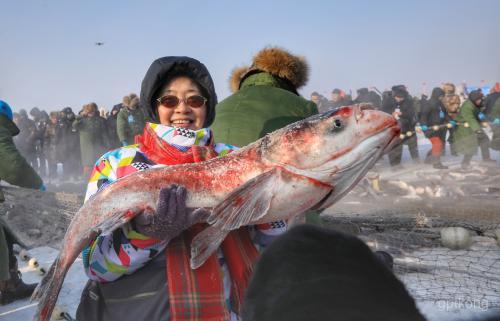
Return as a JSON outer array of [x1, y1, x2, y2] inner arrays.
[[10, 93, 146, 179], [1, 45, 499, 321], [311, 82, 500, 169], [8, 81, 500, 183]]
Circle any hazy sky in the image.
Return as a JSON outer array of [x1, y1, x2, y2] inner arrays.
[[1, 0, 499, 112]]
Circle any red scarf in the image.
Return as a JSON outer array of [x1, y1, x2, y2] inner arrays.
[[136, 126, 259, 321]]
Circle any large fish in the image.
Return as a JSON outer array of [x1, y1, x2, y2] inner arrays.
[[32, 104, 400, 321]]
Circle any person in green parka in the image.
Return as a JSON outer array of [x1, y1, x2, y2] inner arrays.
[[117, 94, 146, 146], [486, 83, 500, 151], [211, 47, 318, 148], [453, 90, 495, 169], [73, 102, 109, 176], [0, 100, 43, 305], [211, 47, 320, 224]]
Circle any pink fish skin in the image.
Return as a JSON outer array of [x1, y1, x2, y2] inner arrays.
[[32, 104, 399, 321]]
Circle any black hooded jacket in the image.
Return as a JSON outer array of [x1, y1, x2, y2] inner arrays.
[[140, 57, 218, 127], [420, 87, 448, 138]]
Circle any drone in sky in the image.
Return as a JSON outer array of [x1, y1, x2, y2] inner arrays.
[[94, 42, 105, 46]]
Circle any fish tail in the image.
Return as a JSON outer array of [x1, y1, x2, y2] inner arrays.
[[31, 256, 66, 321], [190, 226, 228, 269]]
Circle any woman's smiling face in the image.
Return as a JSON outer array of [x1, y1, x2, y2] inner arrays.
[[157, 76, 207, 130]]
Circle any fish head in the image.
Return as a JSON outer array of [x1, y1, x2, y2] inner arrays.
[[262, 104, 400, 208]]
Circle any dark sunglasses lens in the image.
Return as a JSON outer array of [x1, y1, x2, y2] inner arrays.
[[160, 96, 179, 108], [187, 95, 206, 108]]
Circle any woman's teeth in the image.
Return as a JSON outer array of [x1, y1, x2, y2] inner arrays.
[[172, 120, 192, 124]]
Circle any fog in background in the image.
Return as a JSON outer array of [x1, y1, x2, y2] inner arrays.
[[1, 0, 499, 112]]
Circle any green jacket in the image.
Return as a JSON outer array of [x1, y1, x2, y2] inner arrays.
[[211, 73, 318, 147], [0, 115, 43, 189], [490, 95, 500, 150], [453, 100, 482, 155], [73, 115, 108, 167], [117, 107, 146, 145]]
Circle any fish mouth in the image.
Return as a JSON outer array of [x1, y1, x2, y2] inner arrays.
[[311, 126, 396, 211]]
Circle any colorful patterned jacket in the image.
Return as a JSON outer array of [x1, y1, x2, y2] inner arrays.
[[82, 123, 286, 283]]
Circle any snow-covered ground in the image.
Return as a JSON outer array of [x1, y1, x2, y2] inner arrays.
[[1, 133, 499, 321]]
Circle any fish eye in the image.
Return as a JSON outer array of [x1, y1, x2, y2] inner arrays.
[[332, 118, 343, 130]]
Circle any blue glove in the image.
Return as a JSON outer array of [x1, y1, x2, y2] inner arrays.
[[493, 118, 500, 125], [449, 120, 457, 127], [121, 141, 128, 147], [39, 184, 46, 191], [420, 125, 428, 132], [439, 111, 445, 119], [478, 112, 486, 121]]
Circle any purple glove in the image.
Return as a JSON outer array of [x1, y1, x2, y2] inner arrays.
[[133, 185, 210, 240]]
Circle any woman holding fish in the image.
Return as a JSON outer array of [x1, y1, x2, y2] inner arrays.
[[75, 56, 288, 321]]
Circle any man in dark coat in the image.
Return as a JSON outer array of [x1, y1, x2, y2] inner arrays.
[[57, 107, 81, 179], [0, 100, 42, 304], [330, 88, 353, 109], [419, 87, 449, 169], [382, 85, 419, 167], [30, 107, 48, 177], [310, 92, 332, 113], [355, 88, 381, 109], [106, 104, 122, 149], [44, 111, 60, 178], [12, 109, 37, 167]]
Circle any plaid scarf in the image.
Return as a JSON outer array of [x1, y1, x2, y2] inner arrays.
[[136, 124, 259, 321]]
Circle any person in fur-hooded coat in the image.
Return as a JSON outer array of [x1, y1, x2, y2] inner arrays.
[[211, 47, 318, 148]]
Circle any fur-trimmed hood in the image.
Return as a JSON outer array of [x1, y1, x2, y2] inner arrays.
[[229, 47, 309, 93]]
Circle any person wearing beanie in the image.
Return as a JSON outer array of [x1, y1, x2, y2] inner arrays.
[[310, 91, 332, 113], [211, 46, 318, 148], [330, 88, 353, 108], [77, 56, 281, 321], [381, 85, 420, 167], [453, 90, 496, 169], [0, 100, 44, 305], [242, 225, 426, 321], [354, 87, 381, 109], [117, 93, 146, 146], [419, 87, 449, 169]]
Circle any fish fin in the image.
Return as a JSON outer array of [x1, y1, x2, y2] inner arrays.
[[207, 168, 280, 231], [190, 226, 228, 269], [32, 257, 66, 321], [97, 207, 143, 235]]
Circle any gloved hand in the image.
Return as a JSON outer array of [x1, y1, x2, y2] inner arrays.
[[478, 112, 486, 121], [39, 184, 46, 192], [449, 120, 457, 127], [493, 118, 500, 125], [475, 130, 487, 140], [133, 185, 210, 240], [420, 125, 428, 132]]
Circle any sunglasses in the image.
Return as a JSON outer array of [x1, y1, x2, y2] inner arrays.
[[156, 95, 207, 108]]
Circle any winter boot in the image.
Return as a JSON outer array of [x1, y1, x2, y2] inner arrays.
[[0, 258, 38, 305]]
